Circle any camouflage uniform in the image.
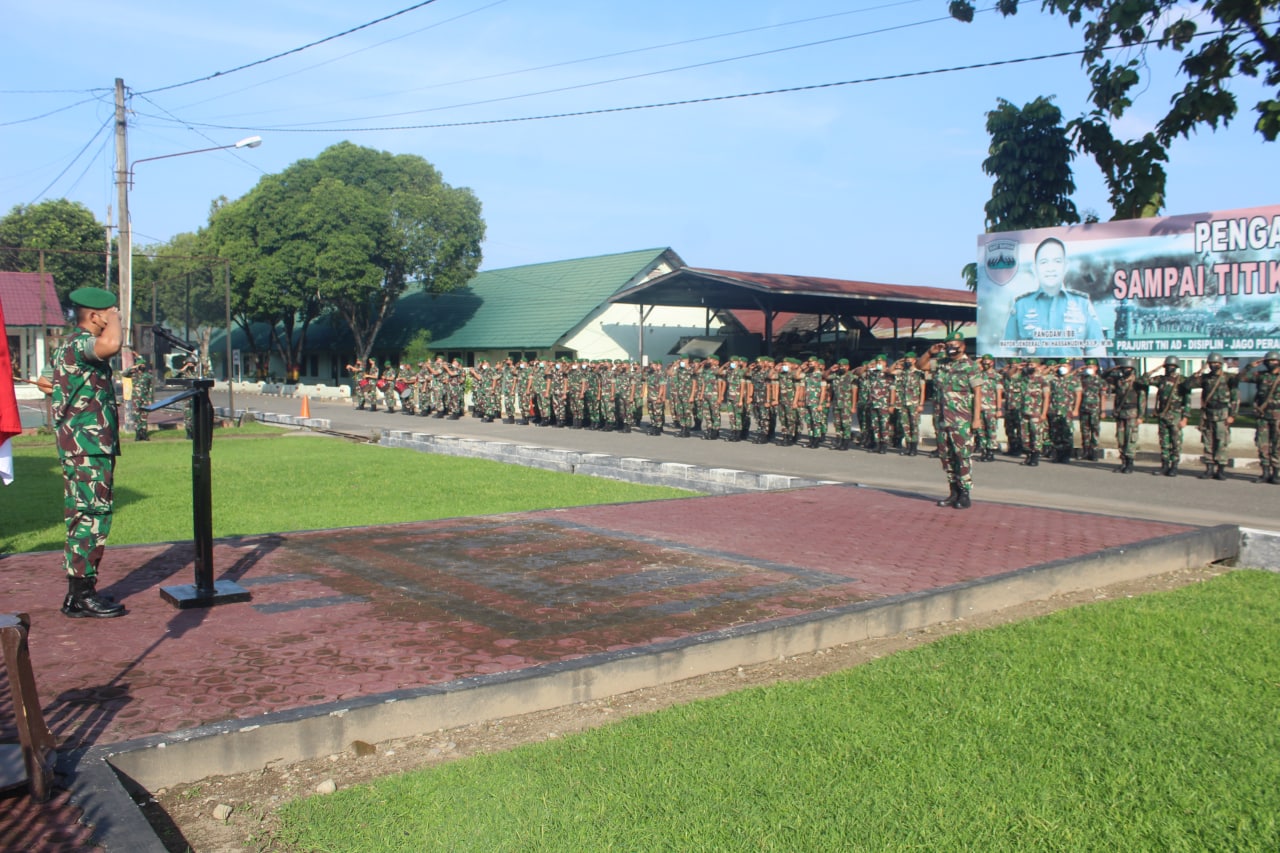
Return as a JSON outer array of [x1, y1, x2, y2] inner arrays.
[[645, 363, 667, 435], [1145, 365, 1191, 475], [51, 326, 122, 583], [121, 360, 154, 441], [775, 360, 800, 445], [549, 362, 568, 426], [891, 362, 926, 454], [749, 360, 776, 444], [797, 363, 828, 448], [671, 362, 695, 436], [380, 363, 399, 412], [1046, 365, 1081, 463], [695, 359, 723, 438], [828, 363, 855, 449], [930, 344, 983, 505], [1019, 367, 1050, 465], [858, 362, 892, 452], [1243, 355, 1280, 483], [1003, 367, 1026, 456], [721, 361, 747, 440], [499, 362, 517, 422], [1105, 365, 1147, 473], [1077, 365, 1106, 460], [974, 360, 1002, 461], [1192, 357, 1239, 478]]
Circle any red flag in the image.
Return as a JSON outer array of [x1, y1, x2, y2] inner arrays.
[[0, 295, 22, 447]]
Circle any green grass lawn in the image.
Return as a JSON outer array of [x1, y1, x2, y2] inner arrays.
[[274, 571, 1280, 852], [0, 427, 691, 555]]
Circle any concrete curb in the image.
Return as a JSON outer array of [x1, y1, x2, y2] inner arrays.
[[380, 429, 837, 493], [70, 523, 1241, 850]]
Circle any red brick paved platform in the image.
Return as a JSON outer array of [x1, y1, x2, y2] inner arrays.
[[0, 485, 1211, 850]]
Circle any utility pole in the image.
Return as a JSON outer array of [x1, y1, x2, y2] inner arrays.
[[104, 205, 113, 291], [114, 78, 133, 368]]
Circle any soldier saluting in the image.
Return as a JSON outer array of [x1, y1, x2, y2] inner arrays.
[[35, 287, 128, 618]]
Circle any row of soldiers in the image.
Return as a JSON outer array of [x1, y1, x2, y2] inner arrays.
[[347, 352, 936, 451], [344, 349, 1280, 483]]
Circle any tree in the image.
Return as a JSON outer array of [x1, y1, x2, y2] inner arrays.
[[0, 199, 108, 304], [949, 0, 1278, 216], [134, 231, 226, 368], [963, 97, 1081, 289], [209, 142, 485, 367]]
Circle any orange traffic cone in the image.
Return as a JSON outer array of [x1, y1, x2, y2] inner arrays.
[[300, 396, 311, 419]]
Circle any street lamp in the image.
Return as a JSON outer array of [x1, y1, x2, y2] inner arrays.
[[116, 135, 263, 373]]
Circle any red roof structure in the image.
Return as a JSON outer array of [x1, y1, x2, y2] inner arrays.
[[0, 271, 63, 327]]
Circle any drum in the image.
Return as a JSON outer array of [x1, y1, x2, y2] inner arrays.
[[357, 379, 369, 388], [376, 379, 387, 390]]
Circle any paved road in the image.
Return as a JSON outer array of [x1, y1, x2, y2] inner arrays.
[[216, 390, 1280, 531]]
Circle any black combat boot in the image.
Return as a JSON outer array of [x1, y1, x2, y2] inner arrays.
[[1122, 457, 1134, 473], [1269, 468, 1279, 484], [908, 442, 918, 457], [1213, 464, 1227, 480], [1155, 461, 1169, 476], [1197, 464, 1216, 479], [1167, 461, 1178, 477], [954, 487, 971, 509], [936, 483, 960, 508], [876, 444, 887, 454], [62, 577, 125, 619], [1255, 465, 1272, 484]]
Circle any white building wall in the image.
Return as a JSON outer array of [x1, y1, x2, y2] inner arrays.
[[560, 303, 723, 363]]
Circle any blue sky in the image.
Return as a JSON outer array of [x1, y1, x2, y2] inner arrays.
[[2, 0, 1275, 291]]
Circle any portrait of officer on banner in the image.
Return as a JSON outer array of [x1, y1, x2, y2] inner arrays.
[[1002, 237, 1107, 358]]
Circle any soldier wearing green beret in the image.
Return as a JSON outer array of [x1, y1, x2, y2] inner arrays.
[[917, 332, 983, 508], [38, 288, 128, 617]]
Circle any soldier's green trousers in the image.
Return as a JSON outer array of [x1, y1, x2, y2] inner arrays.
[[61, 455, 114, 579]]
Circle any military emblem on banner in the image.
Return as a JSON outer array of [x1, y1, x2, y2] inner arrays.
[[983, 238, 1019, 286]]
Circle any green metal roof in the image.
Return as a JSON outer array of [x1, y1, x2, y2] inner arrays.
[[212, 248, 678, 355], [423, 248, 675, 349]]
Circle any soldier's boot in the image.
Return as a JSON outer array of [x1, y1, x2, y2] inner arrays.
[[1166, 460, 1179, 477], [62, 577, 125, 619], [954, 487, 972, 509], [936, 483, 960, 508], [679, 426, 690, 438], [1155, 461, 1169, 476], [1268, 468, 1279, 485], [876, 443, 887, 454], [727, 431, 740, 442], [1213, 463, 1227, 481], [908, 442, 918, 457], [1123, 457, 1135, 473], [1197, 464, 1216, 480], [1255, 465, 1272, 484]]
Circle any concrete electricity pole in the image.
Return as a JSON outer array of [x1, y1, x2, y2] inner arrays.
[[114, 78, 133, 368]]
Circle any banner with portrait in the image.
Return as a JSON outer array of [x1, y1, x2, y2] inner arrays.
[[976, 204, 1280, 360]]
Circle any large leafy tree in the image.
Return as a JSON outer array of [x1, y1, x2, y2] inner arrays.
[[134, 231, 226, 366], [964, 97, 1081, 289], [949, 0, 1278, 217], [0, 199, 109, 304], [208, 142, 484, 366]]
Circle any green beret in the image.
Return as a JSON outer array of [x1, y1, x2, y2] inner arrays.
[[837, 358, 849, 366], [705, 354, 719, 361], [812, 358, 825, 366], [904, 351, 917, 358], [1086, 358, 1099, 365], [944, 331, 964, 343], [651, 360, 662, 366], [69, 287, 117, 310], [873, 353, 887, 362]]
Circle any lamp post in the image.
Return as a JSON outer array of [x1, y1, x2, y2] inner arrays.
[[117, 134, 262, 370]]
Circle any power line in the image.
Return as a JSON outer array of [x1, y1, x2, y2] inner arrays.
[[170, 0, 513, 113], [138, 0, 444, 95], [215, 10, 958, 129], [142, 47, 1093, 135], [141, 24, 1253, 137], [26, 113, 114, 205], [0, 91, 110, 128]]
